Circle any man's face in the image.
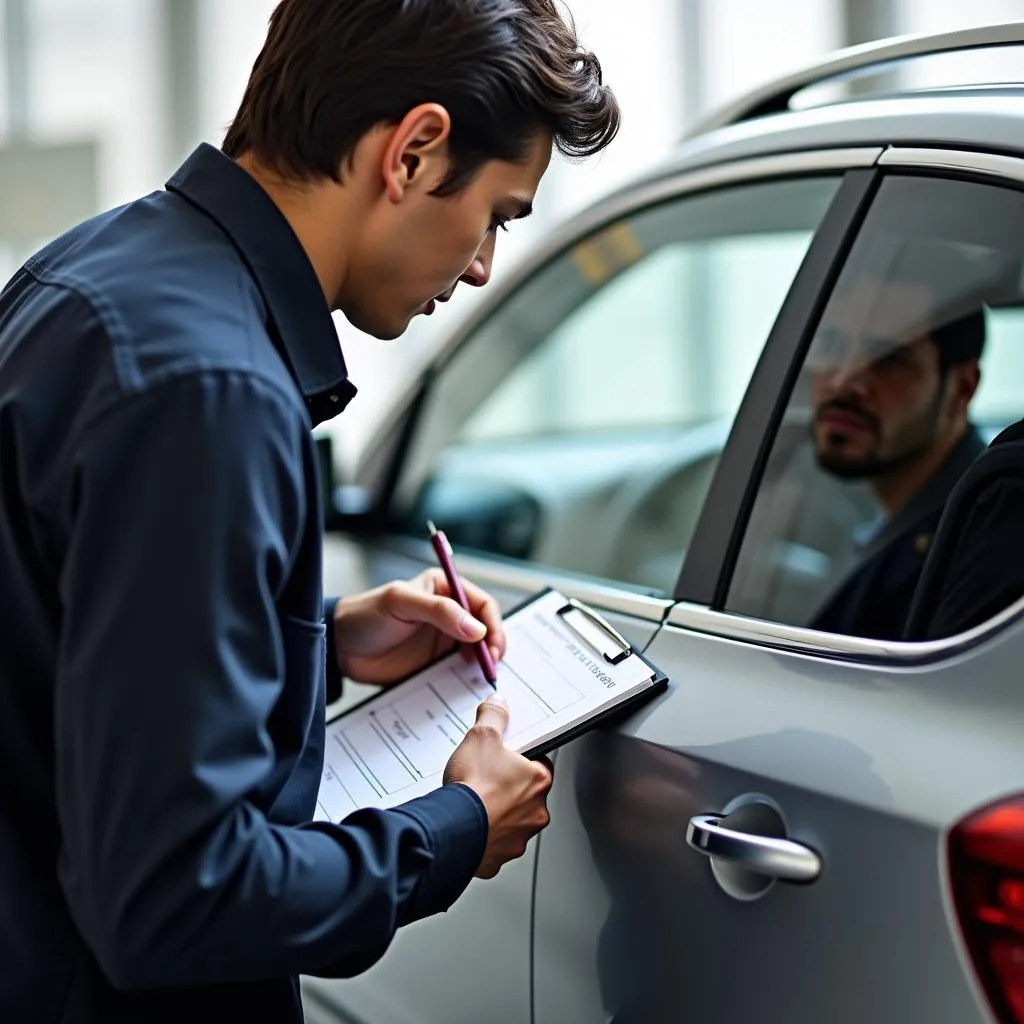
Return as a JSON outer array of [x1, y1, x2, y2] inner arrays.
[[809, 280, 954, 479], [343, 131, 552, 340]]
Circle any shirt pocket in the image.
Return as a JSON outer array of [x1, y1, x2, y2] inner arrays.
[[281, 613, 327, 668], [264, 614, 328, 824], [279, 613, 327, 716]]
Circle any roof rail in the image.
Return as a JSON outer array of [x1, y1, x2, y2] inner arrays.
[[687, 21, 1024, 138]]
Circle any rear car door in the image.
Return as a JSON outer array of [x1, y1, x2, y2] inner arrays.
[[303, 154, 855, 1023], [532, 151, 1024, 1024]]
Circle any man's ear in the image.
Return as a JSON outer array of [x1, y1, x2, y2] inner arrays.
[[952, 360, 982, 414], [381, 104, 452, 204]]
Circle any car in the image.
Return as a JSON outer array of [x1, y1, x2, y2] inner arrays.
[[303, 23, 1024, 1024]]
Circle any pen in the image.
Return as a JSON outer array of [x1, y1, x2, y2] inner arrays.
[[427, 520, 498, 688]]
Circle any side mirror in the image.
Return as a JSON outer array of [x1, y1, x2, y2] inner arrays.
[[405, 474, 541, 560]]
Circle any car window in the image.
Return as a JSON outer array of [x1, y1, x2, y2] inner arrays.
[[394, 176, 842, 596], [726, 174, 1024, 637]]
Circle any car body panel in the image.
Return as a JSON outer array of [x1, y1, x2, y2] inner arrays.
[[533, 616, 1024, 1023]]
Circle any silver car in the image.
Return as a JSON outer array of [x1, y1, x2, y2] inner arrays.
[[305, 23, 1024, 1024]]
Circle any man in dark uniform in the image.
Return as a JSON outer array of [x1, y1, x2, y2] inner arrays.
[[808, 258, 987, 641], [903, 414, 1024, 641], [0, 1, 619, 1021]]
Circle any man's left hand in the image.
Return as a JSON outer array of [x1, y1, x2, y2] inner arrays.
[[333, 569, 507, 685]]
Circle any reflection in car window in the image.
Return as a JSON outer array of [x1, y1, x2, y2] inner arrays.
[[727, 175, 1024, 640], [395, 177, 841, 595]]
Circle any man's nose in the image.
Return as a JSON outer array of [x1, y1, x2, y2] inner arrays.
[[460, 235, 495, 289], [824, 358, 871, 396]]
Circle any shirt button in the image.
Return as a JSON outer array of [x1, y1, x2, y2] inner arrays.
[[330, 394, 340, 403]]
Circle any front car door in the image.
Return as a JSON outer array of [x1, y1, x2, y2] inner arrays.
[[533, 150, 1024, 1024], [304, 153, 856, 1023]]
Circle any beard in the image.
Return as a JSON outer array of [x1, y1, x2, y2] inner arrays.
[[812, 390, 944, 481], [815, 438, 934, 479]]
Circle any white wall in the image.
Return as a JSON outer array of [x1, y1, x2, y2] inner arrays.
[[701, 0, 841, 110]]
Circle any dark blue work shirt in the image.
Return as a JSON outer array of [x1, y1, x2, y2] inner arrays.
[[0, 144, 487, 1023]]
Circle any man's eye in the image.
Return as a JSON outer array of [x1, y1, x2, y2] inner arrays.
[[872, 345, 913, 369]]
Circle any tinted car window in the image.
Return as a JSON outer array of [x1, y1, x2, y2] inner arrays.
[[394, 177, 841, 595], [727, 174, 1024, 637]]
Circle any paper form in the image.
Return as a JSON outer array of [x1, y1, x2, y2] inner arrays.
[[315, 589, 656, 820]]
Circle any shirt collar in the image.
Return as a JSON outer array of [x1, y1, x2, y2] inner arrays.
[[166, 143, 357, 426], [862, 425, 987, 559]]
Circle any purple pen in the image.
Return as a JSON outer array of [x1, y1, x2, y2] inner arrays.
[[427, 520, 498, 687]]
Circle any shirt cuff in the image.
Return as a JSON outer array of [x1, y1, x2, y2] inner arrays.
[[390, 783, 488, 924], [323, 596, 343, 706]]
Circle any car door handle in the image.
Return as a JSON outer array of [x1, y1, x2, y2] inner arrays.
[[686, 814, 822, 883]]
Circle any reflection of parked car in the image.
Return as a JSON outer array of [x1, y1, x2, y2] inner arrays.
[[306, 25, 1024, 1024]]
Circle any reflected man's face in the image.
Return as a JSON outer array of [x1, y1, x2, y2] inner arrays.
[[809, 280, 950, 479]]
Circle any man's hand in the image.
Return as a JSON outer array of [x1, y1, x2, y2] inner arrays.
[[444, 694, 553, 878], [333, 569, 506, 686]]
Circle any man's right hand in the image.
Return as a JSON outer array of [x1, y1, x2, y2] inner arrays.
[[443, 693, 553, 878]]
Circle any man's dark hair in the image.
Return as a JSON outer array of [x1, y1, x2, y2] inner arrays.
[[932, 308, 986, 376], [223, 0, 620, 195], [884, 240, 988, 375]]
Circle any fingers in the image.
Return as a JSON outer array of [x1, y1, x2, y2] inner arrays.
[[459, 578, 507, 661], [532, 758, 554, 796], [473, 693, 510, 739], [422, 569, 507, 662], [385, 581, 487, 643]]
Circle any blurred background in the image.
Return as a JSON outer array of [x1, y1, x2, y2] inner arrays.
[[0, 0, 1021, 469]]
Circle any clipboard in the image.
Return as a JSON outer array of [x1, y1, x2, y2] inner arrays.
[[318, 588, 669, 819], [515, 595, 667, 759], [557, 597, 634, 665]]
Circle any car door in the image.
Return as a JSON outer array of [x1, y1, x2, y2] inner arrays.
[[532, 151, 1024, 1024], [304, 154, 859, 1024]]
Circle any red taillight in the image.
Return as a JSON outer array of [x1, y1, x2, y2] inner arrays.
[[950, 796, 1024, 1023]]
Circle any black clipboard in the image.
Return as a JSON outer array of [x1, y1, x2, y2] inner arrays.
[[326, 587, 669, 761]]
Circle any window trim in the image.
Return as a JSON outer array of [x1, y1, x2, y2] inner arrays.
[[687, 146, 1024, 662], [878, 146, 1024, 185], [673, 167, 883, 605], [371, 534, 673, 624], [453, 548, 673, 622], [665, 590, 1024, 666]]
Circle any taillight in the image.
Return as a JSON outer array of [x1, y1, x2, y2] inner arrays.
[[950, 796, 1024, 1023]]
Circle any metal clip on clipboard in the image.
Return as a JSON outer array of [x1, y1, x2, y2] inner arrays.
[[556, 598, 633, 665]]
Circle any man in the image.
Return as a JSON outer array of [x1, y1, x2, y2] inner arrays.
[[0, 1, 619, 1021], [903, 414, 1024, 641], [807, 255, 986, 641]]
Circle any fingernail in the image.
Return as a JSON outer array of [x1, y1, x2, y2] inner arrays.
[[460, 613, 486, 639], [487, 692, 509, 710]]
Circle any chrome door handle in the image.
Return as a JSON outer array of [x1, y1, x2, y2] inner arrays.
[[686, 814, 821, 883]]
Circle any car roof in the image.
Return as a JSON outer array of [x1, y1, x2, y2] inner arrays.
[[624, 18, 1024, 197], [635, 88, 1024, 193]]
